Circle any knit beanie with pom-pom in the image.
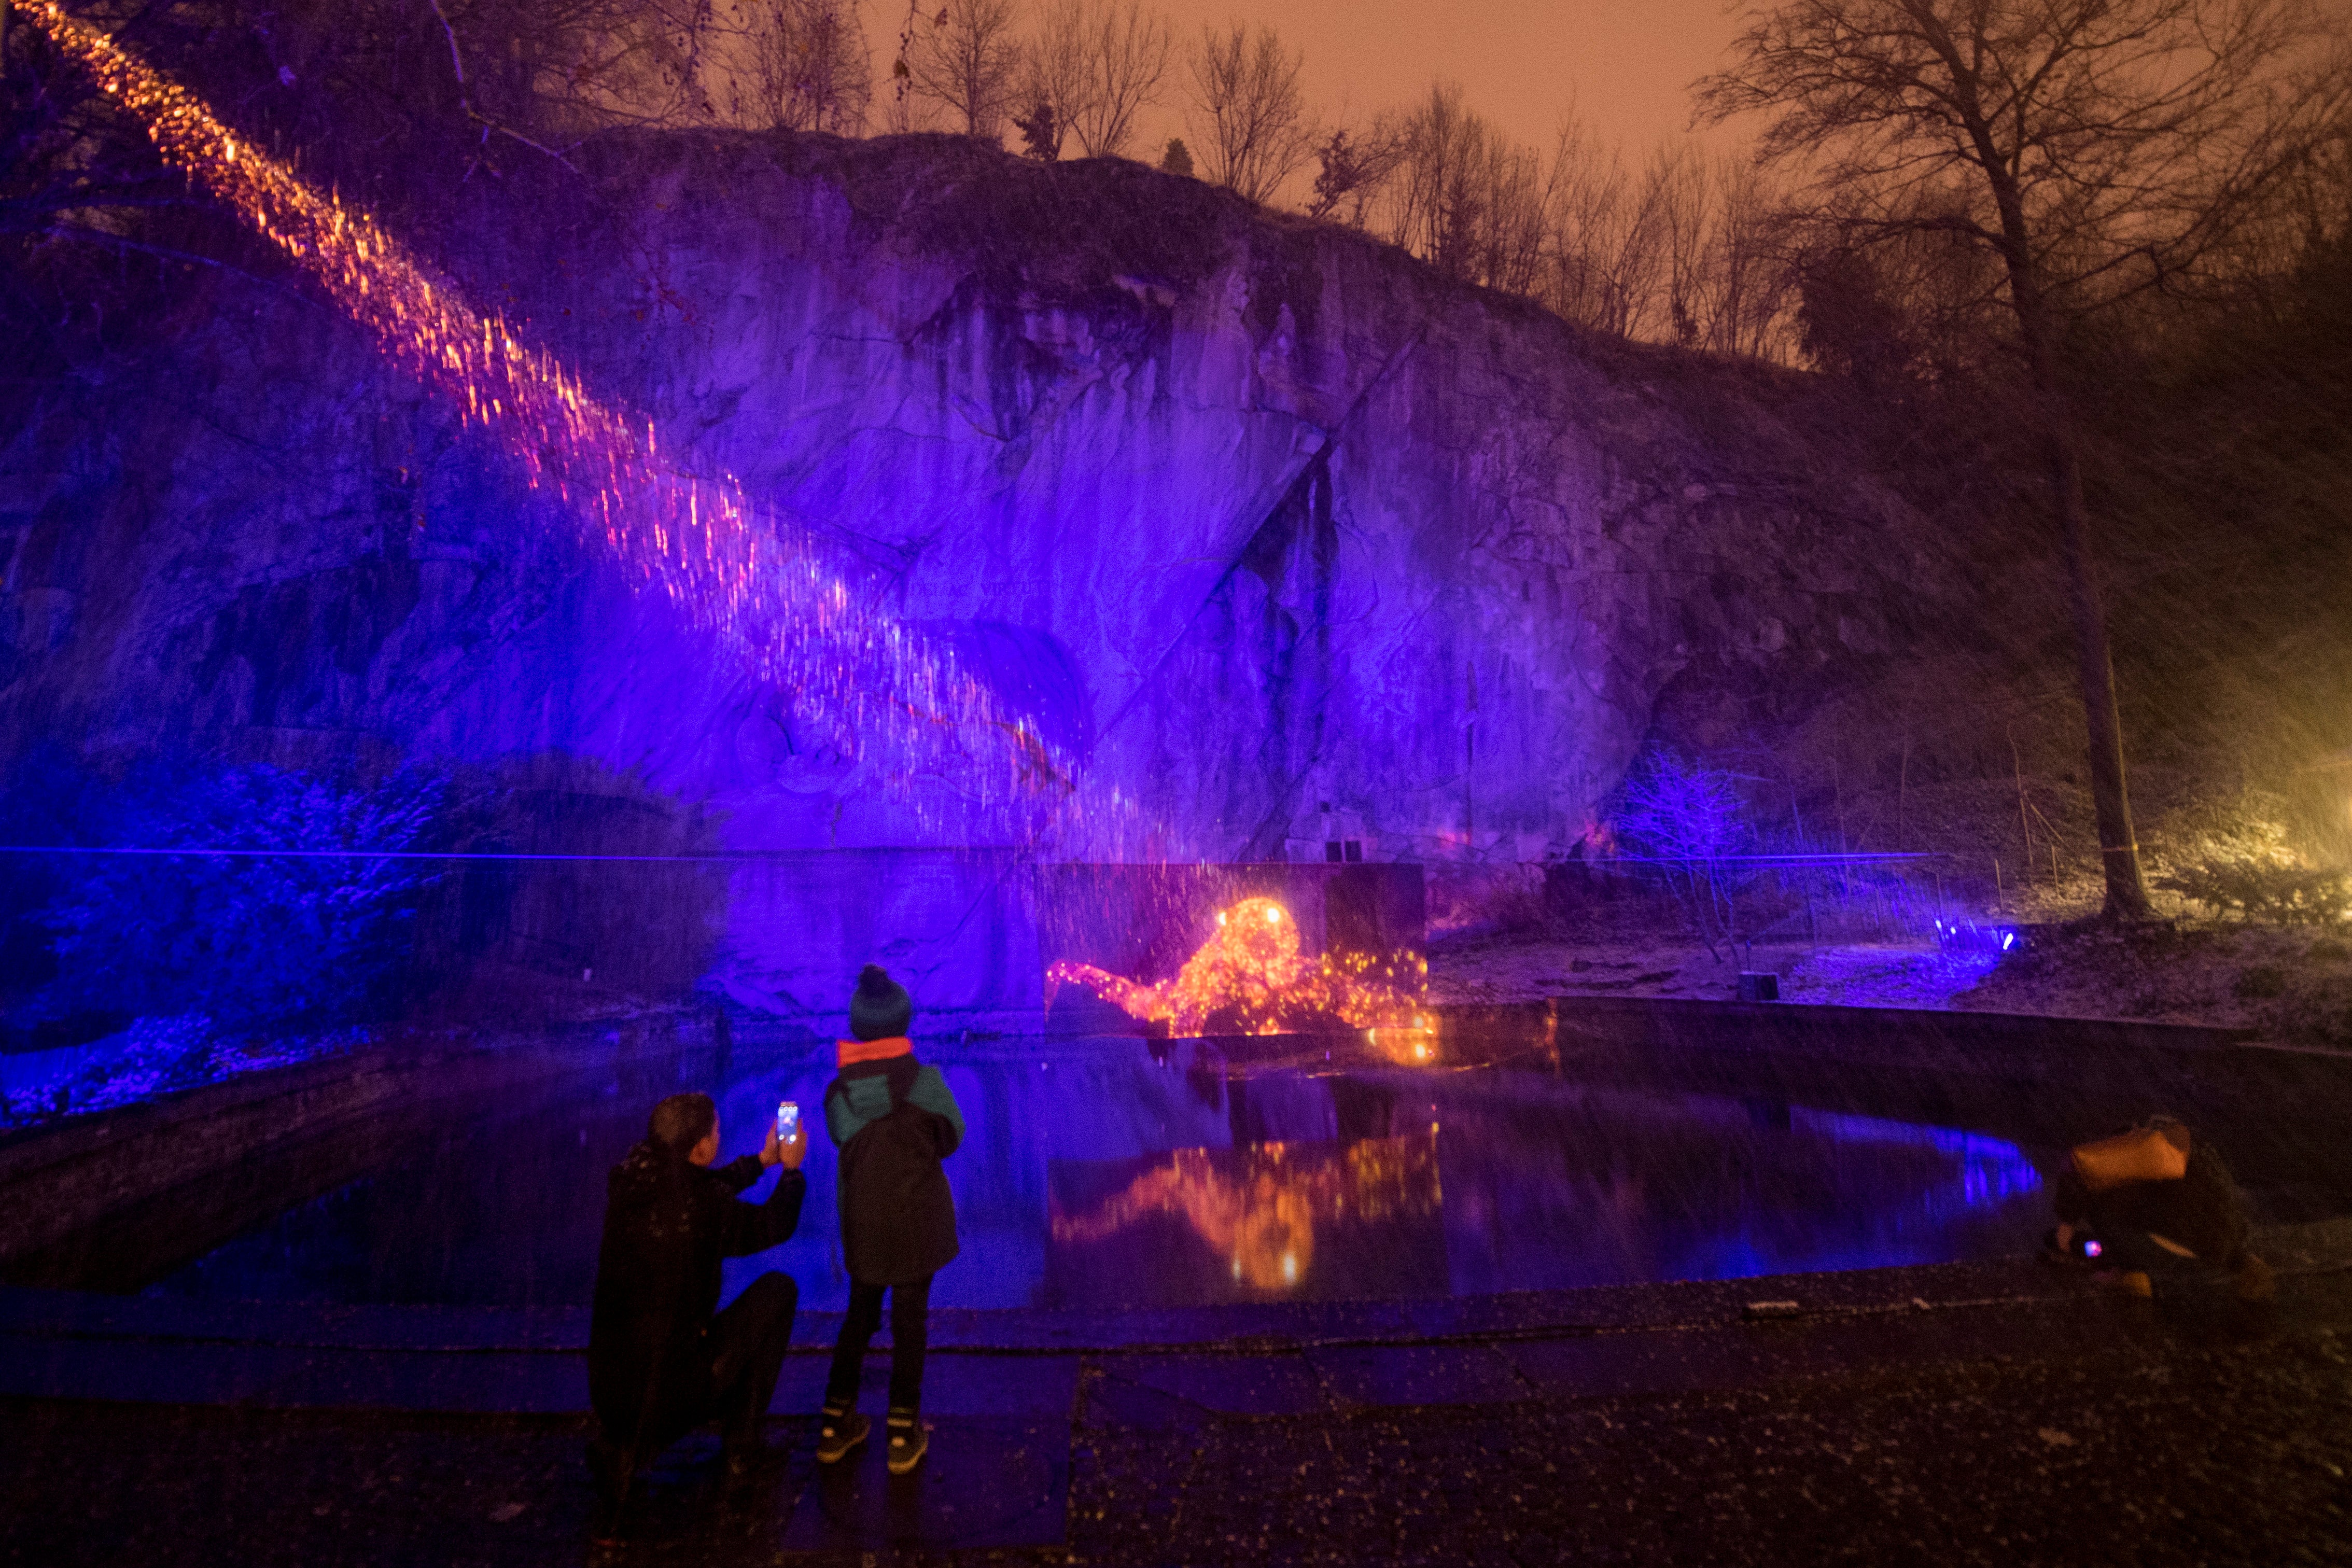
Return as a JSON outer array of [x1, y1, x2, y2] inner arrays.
[[848, 964, 914, 1041]]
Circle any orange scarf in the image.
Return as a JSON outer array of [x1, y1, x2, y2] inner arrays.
[[836, 1035, 913, 1067]]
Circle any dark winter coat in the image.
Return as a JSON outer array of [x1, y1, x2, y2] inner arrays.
[[586, 1141, 805, 1436], [823, 1042, 964, 1286], [2054, 1123, 2251, 1269]]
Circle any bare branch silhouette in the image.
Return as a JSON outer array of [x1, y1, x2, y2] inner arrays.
[[1185, 20, 1313, 204], [1700, 0, 2352, 917]]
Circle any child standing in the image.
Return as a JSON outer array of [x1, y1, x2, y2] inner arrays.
[[816, 964, 966, 1474]]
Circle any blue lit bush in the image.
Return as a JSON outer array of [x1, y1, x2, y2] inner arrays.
[[36, 762, 445, 1033], [1609, 751, 1759, 960]]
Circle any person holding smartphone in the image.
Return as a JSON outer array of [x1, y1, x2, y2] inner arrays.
[[2045, 1115, 2273, 1303], [587, 1087, 808, 1514]]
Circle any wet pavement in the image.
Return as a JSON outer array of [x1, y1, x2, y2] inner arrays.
[[8, 1228, 2352, 1564]]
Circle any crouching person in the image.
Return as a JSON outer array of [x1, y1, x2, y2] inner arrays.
[[817, 965, 966, 1475], [589, 1090, 807, 1509], [2048, 1115, 2273, 1303]]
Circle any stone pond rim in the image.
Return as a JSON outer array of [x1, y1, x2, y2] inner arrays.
[[5, 1000, 2349, 1345]]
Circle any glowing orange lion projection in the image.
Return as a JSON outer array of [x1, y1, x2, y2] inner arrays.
[[1046, 897, 1430, 1039], [1049, 1135, 1439, 1291]]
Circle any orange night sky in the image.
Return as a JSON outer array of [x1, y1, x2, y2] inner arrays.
[[1138, 0, 1748, 152], [855, 0, 1755, 170]]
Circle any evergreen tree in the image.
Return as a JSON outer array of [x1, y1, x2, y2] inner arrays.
[[1014, 98, 1060, 159]]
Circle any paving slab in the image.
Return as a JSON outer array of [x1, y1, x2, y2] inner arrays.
[[1505, 1297, 2166, 1401], [774, 1351, 1081, 1419], [1305, 1342, 1531, 1408], [248, 1347, 587, 1413], [1110, 1352, 1332, 1416], [0, 1287, 595, 1350], [1, 1333, 290, 1406], [0, 1332, 580, 1411], [776, 1414, 1068, 1555], [1079, 1368, 1215, 1431]]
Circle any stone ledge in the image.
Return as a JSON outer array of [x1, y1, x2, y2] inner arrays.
[[0, 1020, 708, 1269]]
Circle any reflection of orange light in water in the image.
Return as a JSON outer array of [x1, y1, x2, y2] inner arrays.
[[1051, 1134, 1440, 1290], [1047, 897, 1431, 1039]]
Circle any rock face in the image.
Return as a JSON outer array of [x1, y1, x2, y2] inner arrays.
[[0, 132, 1928, 1016]]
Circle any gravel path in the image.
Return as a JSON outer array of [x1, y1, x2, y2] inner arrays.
[[9, 1269, 2350, 1566]]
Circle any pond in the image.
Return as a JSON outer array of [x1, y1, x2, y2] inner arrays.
[[142, 1032, 2056, 1313]]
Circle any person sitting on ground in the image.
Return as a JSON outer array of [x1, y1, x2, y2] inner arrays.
[[816, 964, 966, 1476], [587, 1089, 807, 1504], [2047, 1114, 2274, 1303]]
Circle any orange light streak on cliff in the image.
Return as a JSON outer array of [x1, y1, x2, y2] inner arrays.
[[1047, 897, 1431, 1040], [26, 2, 1071, 818], [1049, 1132, 1439, 1291]]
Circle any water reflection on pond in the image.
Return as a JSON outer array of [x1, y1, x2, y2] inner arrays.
[[1051, 1134, 1445, 1296], [147, 1036, 2049, 1312]]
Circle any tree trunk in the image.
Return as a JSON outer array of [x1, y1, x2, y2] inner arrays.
[[1950, 69, 2155, 923], [2047, 408, 2153, 919]]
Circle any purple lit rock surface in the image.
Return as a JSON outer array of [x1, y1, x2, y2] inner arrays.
[[0, 139, 1931, 1011]]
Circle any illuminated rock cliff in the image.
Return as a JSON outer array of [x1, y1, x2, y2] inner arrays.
[[0, 131, 1924, 865], [0, 129, 1954, 1020]]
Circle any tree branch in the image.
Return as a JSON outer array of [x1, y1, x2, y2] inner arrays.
[[421, 0, 582, 173]]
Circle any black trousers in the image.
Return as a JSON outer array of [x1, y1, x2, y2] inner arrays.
[[610, 1271, 799, 1453], [824, 1274, 933, 1412], [707, 1272, 799, 1444]]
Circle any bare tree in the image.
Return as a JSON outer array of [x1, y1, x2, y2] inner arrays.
[[1701, 0, 2352, 918], [1539, 117, 1672, 339], [1185, 21, 1314, 204], [878, 0, 925, 132], [1513, 140, 1767, 362], [1020, 0, 1092, 157], [1335, 86, 1786, 342], [735, 0, 872, 133], [1647, 144, 1712, 344], [1382, 83, 1552, 293], [1023, 0, 1172, 159], [907, 0, 1023, 141], [464, 0, 735, 136], [1699, 155, 1796, 358], [1065, 0, 1171, 158], [281, 0, 740, 158], [1630, 146, 1796, 356]]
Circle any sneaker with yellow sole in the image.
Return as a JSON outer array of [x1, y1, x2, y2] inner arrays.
[[885, 1408, 928, 1475], [816, 1406, 869, 1465]]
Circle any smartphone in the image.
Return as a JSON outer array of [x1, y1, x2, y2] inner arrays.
[[775, 1100, 800, 1142]]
